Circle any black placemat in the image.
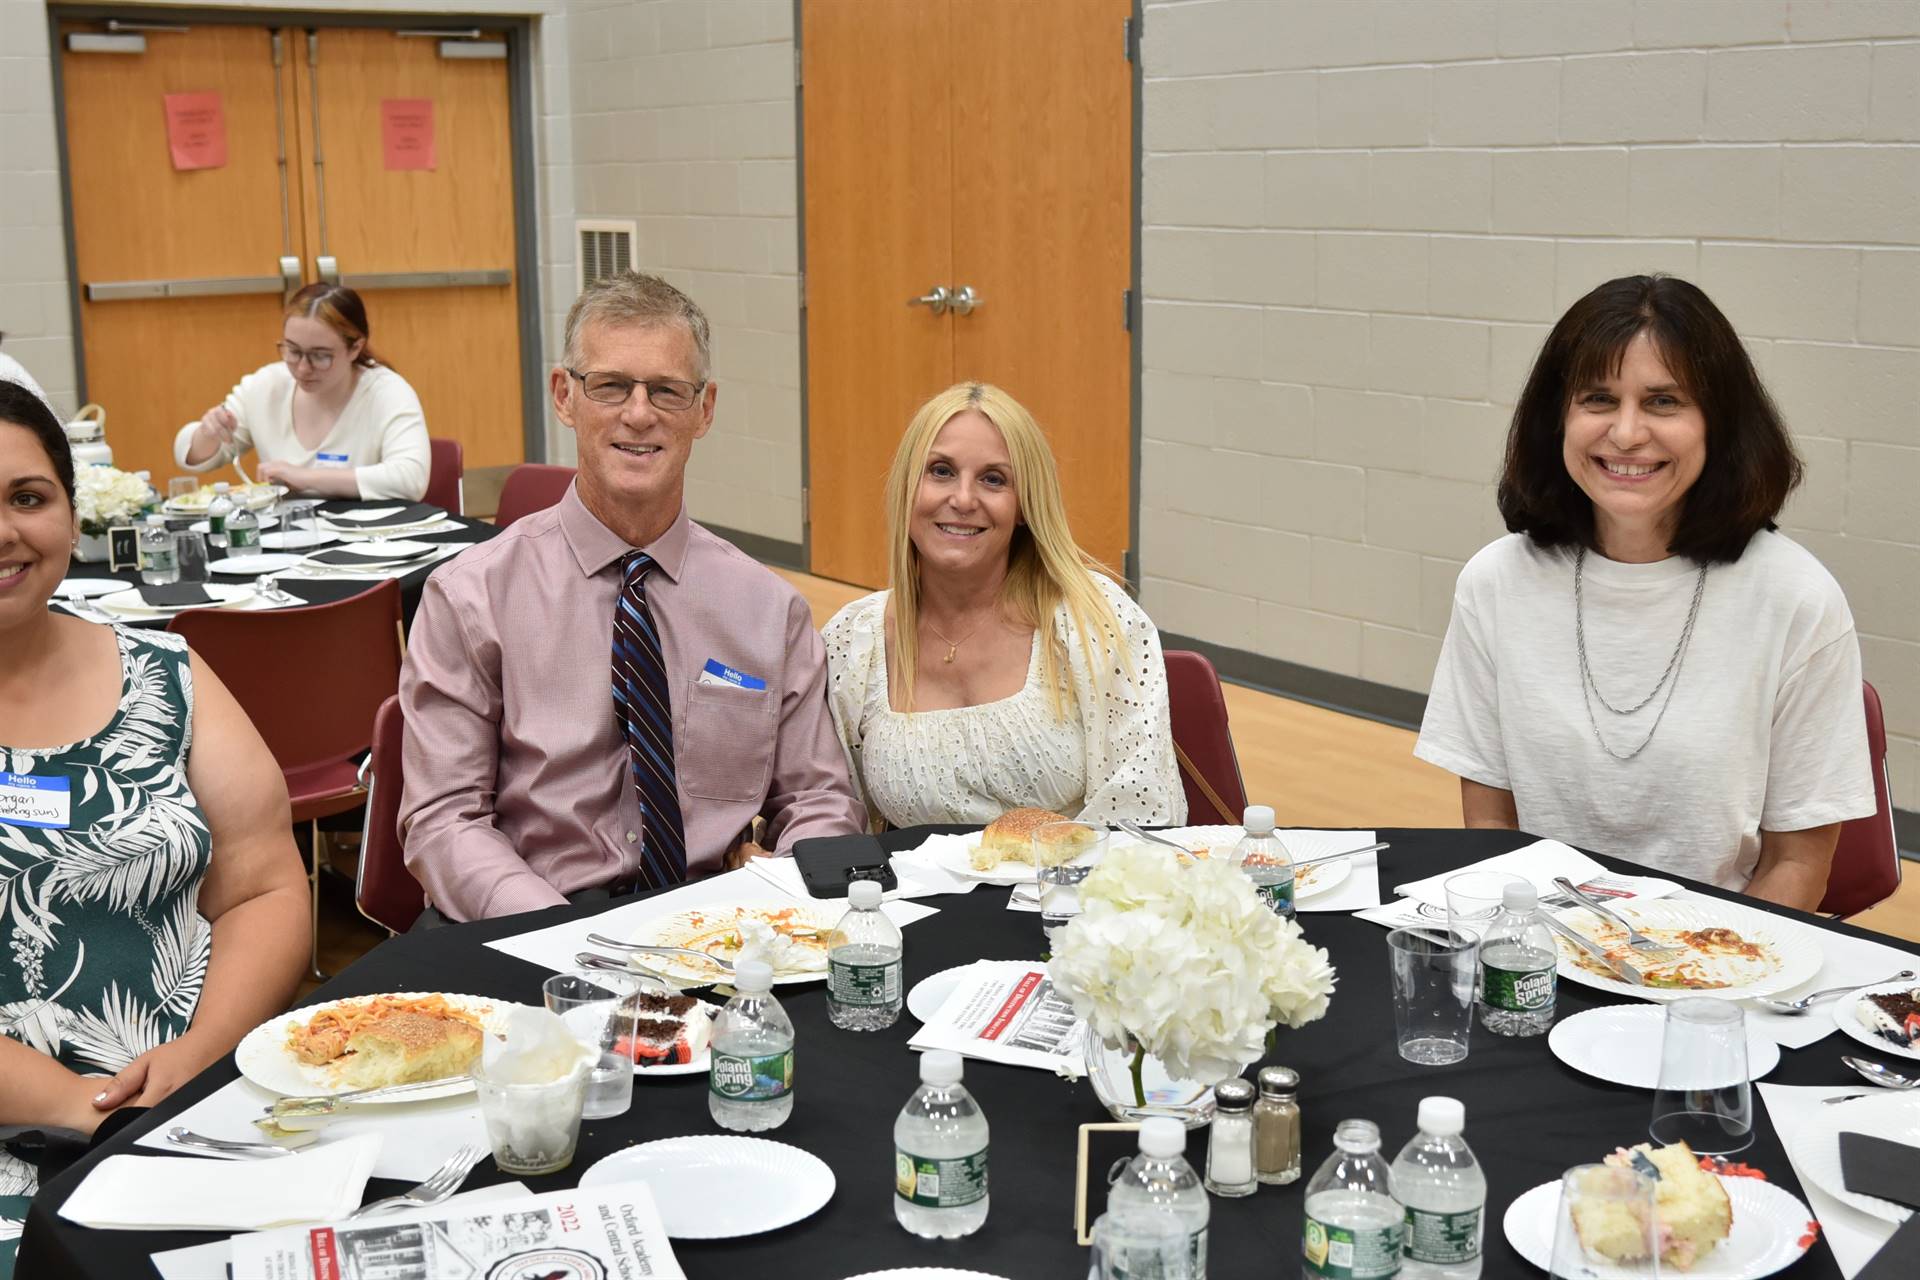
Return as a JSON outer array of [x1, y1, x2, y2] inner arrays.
[[135, 583, 214, 607], [1840, 1130, 1920, 1208]]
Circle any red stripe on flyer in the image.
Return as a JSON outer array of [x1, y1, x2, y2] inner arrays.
[[980, 972, 1041, 1041], [310, 1227, 341, 1280]]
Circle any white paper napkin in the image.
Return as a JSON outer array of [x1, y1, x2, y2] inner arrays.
[[149, 1181, 531, 1280], [1757, 1083, 1898, 1277], [891, 835, 984, 895], [1393, 839, 1682, 908], [486, 865, 937, 974], [135, 1076, 486, 1181], [1737, 921, 1920, 1049], [324, 505, 406, 522], [60, 1132, 381, 1231]]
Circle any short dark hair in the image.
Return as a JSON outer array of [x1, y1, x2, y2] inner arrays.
[[0, 379, 73, 506], [1496, 275, 1802, 564]]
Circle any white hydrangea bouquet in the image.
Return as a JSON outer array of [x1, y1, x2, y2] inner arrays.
[[1048, 842, 1336, 1106], [74, 465, 154, 535]]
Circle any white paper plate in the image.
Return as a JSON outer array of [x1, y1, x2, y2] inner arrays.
[[908, 964, 975, 1023], [1831, 979, 1920, 1062], [935, 825, 1358, 896], [841, 1271, 1016, 1280], [321, 511, 448, 531], [631, 902, 840, 985], [55, 578, 129, 598], [629, 1003, 718, 1079], [212, 553, 305, 576], [1792, 1090, 1920, 1224], [260, 529, 337, 550], [95, 583, 255, 616], [1549, 897, 1824, 1003], [303, 537, 441, 563], [164, 484, 285, 514], [1548, 1004, 1781, 1089], [1159, 825, 1356, 900], [1503, 1173, 1813, 1279], [189, 514, 279, 534], [580, 1135, 835, 1239], [235, 991, 515, 1099]]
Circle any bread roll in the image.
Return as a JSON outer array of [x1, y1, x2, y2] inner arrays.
[[971, 807, 1073, 870]]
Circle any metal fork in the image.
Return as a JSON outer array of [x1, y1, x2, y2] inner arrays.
[[584, 933, 736, 970], [1540, 912, 1646, 986], [1552, 877, 1681, 956], [253, 575, 302, 606], [60, 586, 114, 622], [348, 1143, 486, 1219]]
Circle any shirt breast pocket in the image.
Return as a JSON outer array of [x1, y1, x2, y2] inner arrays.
[[678, 679, 777, 803]]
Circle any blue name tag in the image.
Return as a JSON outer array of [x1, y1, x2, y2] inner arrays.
[[0, 770, 72, 829], [315, 452, 350, 468], [700, 658, 767, 691]]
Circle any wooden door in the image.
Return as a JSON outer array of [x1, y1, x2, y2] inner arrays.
[[59, 24, 300, 480], [949, 0, 1133, 576], [801, 0, 1135, 589], [289, 29, 524, 469], [801, 1, 955, 589]]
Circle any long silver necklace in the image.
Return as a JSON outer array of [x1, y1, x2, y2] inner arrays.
[[1574, 546, 1709, 761]]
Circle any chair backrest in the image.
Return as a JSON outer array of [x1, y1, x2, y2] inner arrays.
[[1820, 680, 1902, 917], [167, 580, 403, 777], [356, 694, 424, 933], [1164, 649, 1249, 825], [425, 437, 464, 515], [495, 463, 575, 527]]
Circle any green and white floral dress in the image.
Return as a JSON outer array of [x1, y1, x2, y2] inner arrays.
[[0, 627, 212, 1273]]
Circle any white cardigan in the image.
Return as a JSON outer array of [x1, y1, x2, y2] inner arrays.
[[172, 361, 430, 501]]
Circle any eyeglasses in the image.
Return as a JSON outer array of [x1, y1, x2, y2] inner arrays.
[[567, 369, 705, 411], [277, 341, 341, 371]]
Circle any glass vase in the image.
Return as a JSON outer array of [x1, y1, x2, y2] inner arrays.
[[1083, 1026, 1216, 1129]]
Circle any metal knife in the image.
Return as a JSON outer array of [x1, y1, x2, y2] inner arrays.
[[1539, 913, 1645, 986]]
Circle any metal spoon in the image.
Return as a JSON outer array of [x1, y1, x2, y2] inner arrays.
[[1752, 970, 1916, 1015], [584, 933, 735, 970], [1843, 1055, 1920, 1090], [1114, 820, 1389, 868]]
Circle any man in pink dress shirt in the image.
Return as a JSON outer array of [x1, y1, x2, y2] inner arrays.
[[398, 273, 866, 921]]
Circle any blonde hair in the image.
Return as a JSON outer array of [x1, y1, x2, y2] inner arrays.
[[884, 382, 1126, 718]]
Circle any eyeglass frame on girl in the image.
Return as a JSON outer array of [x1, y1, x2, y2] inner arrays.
[[275, 340, 347, 371]]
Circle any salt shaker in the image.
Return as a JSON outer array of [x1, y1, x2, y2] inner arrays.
[[1254, 1065, 1301, 1185], [1203, 1077, 1257, 1197]]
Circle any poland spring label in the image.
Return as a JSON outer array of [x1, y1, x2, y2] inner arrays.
[[708, 1049, 792, 1103], [894, 1147, 988, 1207]]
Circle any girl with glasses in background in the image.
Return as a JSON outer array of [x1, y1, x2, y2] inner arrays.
[[172, 283, 431, 500]]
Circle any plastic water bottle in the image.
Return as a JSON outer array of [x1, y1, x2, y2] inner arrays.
[[1390, 1098, 1485, 1280], [1477, 883, 1556, 1037], [138, 516, 178, 585], [1303, 1119, 1403, 1280], [205, 482, 233, 548], [226, 501, 260, 550], [827, 877, 902, 1031], [894, 1049, 988, 1239], [1107, 1117, 1210, 1279], [1229, 804, 1295, 919], [708, 959, 793, 1131], [1088, 1208, 1195, 1279]]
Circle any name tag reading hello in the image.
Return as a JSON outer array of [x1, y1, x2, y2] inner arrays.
[[0, 771, 72, 830], [314, 452, 351, 469], [698, 659, 767, 691]]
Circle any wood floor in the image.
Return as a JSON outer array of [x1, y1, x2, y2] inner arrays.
[[308, 567, 1917, 986]]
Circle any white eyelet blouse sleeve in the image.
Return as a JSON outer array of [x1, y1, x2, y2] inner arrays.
[[1066, 575, 1186, 826], [821, 590, 889, 810]]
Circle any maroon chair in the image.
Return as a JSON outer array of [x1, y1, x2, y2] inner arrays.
[[1164, 649, 1249, 825], [494, 463, 575, 527], [1819, 681, 1902, 918], [424, 437, 464, 515], [355, 694, 424, 934], [168, 580, 405, 976]]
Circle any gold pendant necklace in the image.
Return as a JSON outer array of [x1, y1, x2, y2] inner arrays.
[[924, 615, 985, 664]]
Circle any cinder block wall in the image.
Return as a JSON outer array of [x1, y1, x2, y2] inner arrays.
[[1137, 0, 1920, 811]]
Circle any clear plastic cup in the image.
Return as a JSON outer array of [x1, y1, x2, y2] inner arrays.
[[1387, 927, 1477, 1065], [1650, 997, 1753, 1155], [471, 1053, 590, 1176], [542, 970, 641, 1120], [1548, 1162, 1661, 1277], [1034, 821, 1108, 936], [1443, 870, 1527, 940]]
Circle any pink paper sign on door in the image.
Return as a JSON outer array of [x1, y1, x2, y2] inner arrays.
[[381, 99, 436, 171], [163, 91, 228, 171]]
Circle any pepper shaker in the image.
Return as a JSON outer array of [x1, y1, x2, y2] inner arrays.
[[1204, 1078, 1257, 1197], [1254, 1065, 1301, 1185]]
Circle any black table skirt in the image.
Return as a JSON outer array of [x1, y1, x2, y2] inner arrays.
[[60, 501, 499, 631], [22, 829, 1916, 1279]]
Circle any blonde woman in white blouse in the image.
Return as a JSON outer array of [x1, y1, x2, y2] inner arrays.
[[172, 284, 429, 501], [822, 382, 1184, 829]]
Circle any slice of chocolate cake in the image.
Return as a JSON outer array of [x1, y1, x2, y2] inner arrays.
[[1856, 987, 1920, 1049], [618, 990, 716, 1066]]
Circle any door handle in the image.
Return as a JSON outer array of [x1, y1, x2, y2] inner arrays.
[[949, 285, 981, 317], [86, 275, 285, 302], [336, 268, 512, 290], [316, 255, 340, 285], [908, 285, 950, 315]]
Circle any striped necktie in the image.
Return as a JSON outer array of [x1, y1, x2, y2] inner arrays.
[[612, 550, 686, 888]]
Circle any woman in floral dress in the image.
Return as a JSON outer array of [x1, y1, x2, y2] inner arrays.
[[0, 383, 309, 1272]]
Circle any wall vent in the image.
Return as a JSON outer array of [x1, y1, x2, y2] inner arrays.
[[576, 220, 637, 291]]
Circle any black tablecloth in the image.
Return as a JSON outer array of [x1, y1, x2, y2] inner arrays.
[[59, 501, 498, 630], [22, 829, 1918, 1279]]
